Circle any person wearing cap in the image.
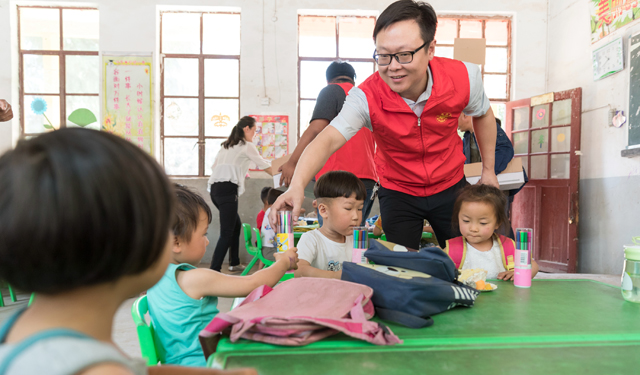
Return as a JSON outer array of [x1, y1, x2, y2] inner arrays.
[[0, 100, 13, 122], [271, 0, 499, 250], [279, 60, 377, 226]]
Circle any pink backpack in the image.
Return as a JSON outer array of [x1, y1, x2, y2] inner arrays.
[[199, 278, 401, 351]]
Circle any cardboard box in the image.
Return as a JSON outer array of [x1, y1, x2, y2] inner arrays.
[[269, 154, 292, 188], [453, 38, 486, 65], [464, 158, 525, 191]]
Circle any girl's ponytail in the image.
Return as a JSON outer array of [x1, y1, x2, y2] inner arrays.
[[222, 116, 255, 149]]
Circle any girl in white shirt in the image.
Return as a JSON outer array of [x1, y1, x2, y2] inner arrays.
[[208, 116, 272, 272], [444, 184, 538, 280]]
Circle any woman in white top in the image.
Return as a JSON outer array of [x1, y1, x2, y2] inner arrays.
[[208, 116, 272, 272]]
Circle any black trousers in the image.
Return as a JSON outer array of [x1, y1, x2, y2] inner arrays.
[[378, 177, 468, 249], [209, 182, 241, 271]]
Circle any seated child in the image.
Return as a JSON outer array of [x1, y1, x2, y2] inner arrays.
[[294, 171, 365, 279], [148, 184, 298, 367], [260, 188, 285, 262], [257, 186, 271, 232], [0, 128, 256, 375], [443, 184, 539, 280]]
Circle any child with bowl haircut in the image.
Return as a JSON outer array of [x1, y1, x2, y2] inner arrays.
[[0, 128, 255, 375], [444, 184, 539, 280], [147, 184, 298, 367], [294, 171, 365, 279]]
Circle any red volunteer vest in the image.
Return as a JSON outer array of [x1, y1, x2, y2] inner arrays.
[[444, 234, 515, 271], [315, 82, 378, 182], [358, 57, 470, 197]]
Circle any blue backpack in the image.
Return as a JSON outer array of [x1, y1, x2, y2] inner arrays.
[[341, 240, 479, 328]]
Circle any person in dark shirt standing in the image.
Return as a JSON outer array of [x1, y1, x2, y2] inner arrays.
[[279, 61, 377, 226]]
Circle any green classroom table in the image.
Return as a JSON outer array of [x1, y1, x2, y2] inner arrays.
[[208, 280, 640, 374]]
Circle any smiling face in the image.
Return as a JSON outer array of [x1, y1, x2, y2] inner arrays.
[[458, 201, 500, 249], [375, 19, 435, 102]]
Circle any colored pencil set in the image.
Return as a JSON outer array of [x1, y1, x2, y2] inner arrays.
[[277, 211, 293, 234], [514, 228, 533, 288], [276, 211, 293, 253], [353, 226, 368, 249]]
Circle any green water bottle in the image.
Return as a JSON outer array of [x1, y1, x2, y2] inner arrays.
[[621, 237, 640, 303]]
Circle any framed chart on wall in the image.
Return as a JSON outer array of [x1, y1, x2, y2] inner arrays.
[[100, 53, 153, 155], [250, 115, 289, 169]]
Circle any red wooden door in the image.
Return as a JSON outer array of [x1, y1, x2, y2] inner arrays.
[[505, 88, 582, 273]]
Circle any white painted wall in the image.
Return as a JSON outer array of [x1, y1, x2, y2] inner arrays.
[[0, 0, 548, 156], [547, 0, 640, 180]]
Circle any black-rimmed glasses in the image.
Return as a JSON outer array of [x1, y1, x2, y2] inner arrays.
[[373, 41, 428, 66]]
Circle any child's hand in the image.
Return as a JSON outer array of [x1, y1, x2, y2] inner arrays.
[[274, 247, 299, 270], [497, 270, 514, 281]]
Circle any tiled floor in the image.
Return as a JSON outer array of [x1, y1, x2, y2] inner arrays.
[[0, 270, 622, 359]]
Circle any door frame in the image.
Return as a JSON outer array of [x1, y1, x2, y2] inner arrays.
[[505, 88, 582, 273]]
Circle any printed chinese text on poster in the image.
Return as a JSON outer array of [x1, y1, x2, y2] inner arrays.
[[101, 54, 153, 154]]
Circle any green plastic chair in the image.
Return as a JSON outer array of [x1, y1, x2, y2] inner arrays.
[[131, 295, 160, 366], [0, 283, 17, 307], [241, 223, 274, 276]]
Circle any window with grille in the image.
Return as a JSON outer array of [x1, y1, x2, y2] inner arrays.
[[18, 6, 99, 136], [435, 16, 511, 123], [160, 11, 241, 177], [297, 15, 377, 138]]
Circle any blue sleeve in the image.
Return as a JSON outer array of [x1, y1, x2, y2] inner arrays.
[[493, 122, 514, 175]]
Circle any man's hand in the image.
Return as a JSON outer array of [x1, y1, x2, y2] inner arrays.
[[0, 100, 13, 122], [268, 186, 305, 229], [478, 169, 500, 189], [279, 160, 297, 187]]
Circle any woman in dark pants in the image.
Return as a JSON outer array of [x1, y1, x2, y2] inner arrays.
[[208, 117, 272, 272]]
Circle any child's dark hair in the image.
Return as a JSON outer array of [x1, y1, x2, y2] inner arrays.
[[260, 186, 272, 204], [373, 0, 437, 45], [173, 184, 212, 243], [267, 188, 284, 205], [222, 116, 255, 149], [314, 171, 366, 202], [452, 184, 509, 234], [0, 128, 174, 294]]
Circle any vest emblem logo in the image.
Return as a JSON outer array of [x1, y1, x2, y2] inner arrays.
[[436, 112, 452, 123]]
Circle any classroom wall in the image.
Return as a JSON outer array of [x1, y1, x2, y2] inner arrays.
[[546, 0, 640, 275], [0, 0, 549, 264]]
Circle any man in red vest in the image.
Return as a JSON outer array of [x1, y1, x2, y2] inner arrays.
[[271, 0, 499, 249], [279, 61, 377, 226]]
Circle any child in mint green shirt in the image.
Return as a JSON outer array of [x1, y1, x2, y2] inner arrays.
[[148, 185, 298, 367]]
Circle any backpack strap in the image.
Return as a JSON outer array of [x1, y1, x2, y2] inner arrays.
[[444, 237, 466, 269], [0, 308, 90, 374], [497, 234, 516, 271], [375, 307, 434, 329]]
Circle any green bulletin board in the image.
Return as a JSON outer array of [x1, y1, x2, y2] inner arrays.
[[629, 34, 640, 146]]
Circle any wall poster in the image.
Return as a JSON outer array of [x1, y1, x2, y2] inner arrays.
[[101, 53, 153, 154], [250, 115, 289, 169], [590, 0, 640, 43]]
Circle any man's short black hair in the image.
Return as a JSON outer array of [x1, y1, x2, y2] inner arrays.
[[373, 0, 438, 45], [0, 128, 174, 294], [260, 186, 272, 204], [326, 61, 356, 83], [173, 184, 212, 243], [314, 171, 366, 201], [267, 188, 284, 205]]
